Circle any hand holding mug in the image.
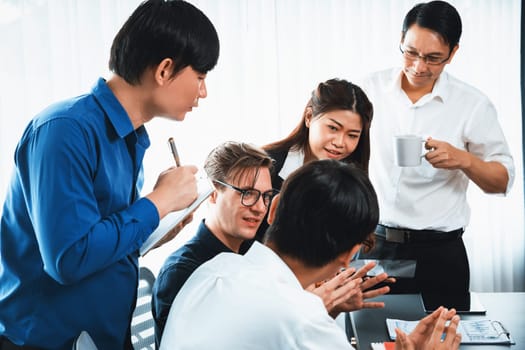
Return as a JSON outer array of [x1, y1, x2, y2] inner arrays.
[[425, 137, 469, 170]]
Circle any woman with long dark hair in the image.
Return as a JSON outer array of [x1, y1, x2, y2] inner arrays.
[[256, 78, 373, 240]]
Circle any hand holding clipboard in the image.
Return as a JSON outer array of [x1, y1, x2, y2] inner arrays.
[[141, 138, 213, 255]]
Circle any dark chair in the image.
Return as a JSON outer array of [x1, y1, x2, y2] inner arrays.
[[131, 267, 156, 350]]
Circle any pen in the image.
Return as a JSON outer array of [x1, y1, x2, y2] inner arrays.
[[168, 137, 181, 167], [491, 320, 511, 339]]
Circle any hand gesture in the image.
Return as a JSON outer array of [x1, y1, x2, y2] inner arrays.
[[308, 261, 395, 318], [307, 268, 361, 317], [333, 261, 394, 313], [395, 307, 461, 350]]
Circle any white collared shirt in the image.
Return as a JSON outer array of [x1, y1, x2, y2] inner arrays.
[[279, 149, 304, 180], [362, 68, 514, 231], [160, 242, 352, 349]]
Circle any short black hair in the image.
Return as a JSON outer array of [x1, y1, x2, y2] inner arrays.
[[265, 160, 379, 268], [109, 0, 220, 84], [402, 1, 462, 51]]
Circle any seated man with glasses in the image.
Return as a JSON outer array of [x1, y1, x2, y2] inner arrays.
[[358, 0, 514, 294], [151, 141, 276, 347]]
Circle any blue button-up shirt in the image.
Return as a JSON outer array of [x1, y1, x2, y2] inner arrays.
[[0, 78, 159, 349]]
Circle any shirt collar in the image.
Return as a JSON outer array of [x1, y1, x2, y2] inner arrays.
[[195, 220, 234, 253], [430, 71, 449, 102], [387, 68, 403, 93], [278, 149, 304, 180], [244, 242, 303, 289], [390, 68, 449, 104], [92, 77, 135, 139]]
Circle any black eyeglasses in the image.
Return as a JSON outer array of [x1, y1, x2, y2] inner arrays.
[[399, 44, 451, 66], [213, 179, 279, 208]]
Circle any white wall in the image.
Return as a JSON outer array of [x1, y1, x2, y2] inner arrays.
[[0, 0, 522, 291]]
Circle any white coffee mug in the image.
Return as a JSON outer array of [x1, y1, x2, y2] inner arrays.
[[393, 135, 426, 167]]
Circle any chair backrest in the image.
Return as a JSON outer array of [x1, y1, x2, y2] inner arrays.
[[72, 331, 98, 350], [131, 267, 156, 350]]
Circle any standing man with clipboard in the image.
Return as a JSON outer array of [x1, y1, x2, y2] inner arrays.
[[0, 1, 219, 348]]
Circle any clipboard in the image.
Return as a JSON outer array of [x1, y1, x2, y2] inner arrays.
[[139, 175, 214, 256], [386, 318, 514, 345]]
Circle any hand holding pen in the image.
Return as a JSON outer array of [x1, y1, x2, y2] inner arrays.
[[142, 138, 198, 252], [145, 137, 198, 219]]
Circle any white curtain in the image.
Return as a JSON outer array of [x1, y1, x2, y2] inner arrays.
[[0, 0, 522, 292]]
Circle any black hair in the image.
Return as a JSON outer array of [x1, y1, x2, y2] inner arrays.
[[402, 0, 462, 51], [264, 79, 373, 174], [265, 160, 379, 268], [109, 0, 220, 84]]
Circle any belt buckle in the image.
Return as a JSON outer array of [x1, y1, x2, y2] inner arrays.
[[385, 228, 406, 243]]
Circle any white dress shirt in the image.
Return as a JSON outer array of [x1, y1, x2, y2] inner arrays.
[[160, 242, 352, 349], [278, 149, 303, 180], [362, 68, 514, 231]]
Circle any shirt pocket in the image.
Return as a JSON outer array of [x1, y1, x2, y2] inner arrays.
[[413, 160, 450, 181]]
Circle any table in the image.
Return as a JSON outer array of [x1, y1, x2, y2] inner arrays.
[[348, 293, 525, 349]]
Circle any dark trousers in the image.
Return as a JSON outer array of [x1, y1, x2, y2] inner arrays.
[[0, 329, 133, 350], [358, 234, 470, 294]]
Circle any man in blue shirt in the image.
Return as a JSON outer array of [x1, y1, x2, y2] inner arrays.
[[0, 1, 219, 349]]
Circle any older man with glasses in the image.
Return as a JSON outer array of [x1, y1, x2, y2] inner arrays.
[[358, 0, 514, 295]]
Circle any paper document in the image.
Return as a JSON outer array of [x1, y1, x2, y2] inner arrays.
[[140, 175, 214, 256], [386, 318, 514, 345]]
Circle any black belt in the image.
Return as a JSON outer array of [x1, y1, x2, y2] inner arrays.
[[375, 224, 464, 244], [0, 337, 42, 350]]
